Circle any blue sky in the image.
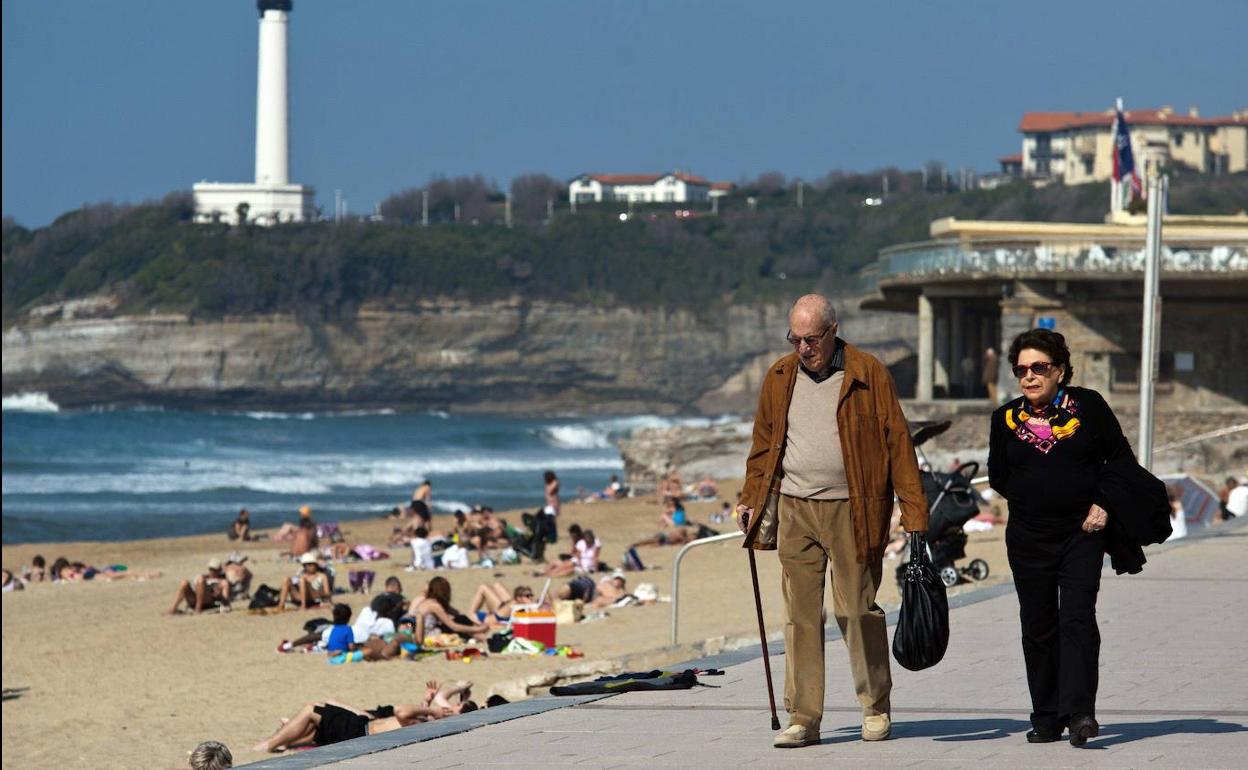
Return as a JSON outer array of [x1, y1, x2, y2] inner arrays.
[[3, 0, 1245, 227]]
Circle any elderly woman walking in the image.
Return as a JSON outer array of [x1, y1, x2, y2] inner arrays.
[[988, 329, 1132, 747]]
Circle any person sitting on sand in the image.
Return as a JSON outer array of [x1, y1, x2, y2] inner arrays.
[[660, 496, 688, 528], [412, 576, 490, 642], [2, 568, 24, 592], [187, 740, 232, 770], [22, 555, 47, 583], [468, 582, 537, 624], [696, 473, 719, 499], [227, 508, 257, 541], [252, 691, 474, 753], [166, 559, 231, 615], [573, 528, 601, 574], [354, 614, 425, 661], [284, 518, 319, 559], [223, 553, 252, 600], [272, 505, 316, 542], [277, 553, 332, 612]]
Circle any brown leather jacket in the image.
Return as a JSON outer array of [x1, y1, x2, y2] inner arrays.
[[741, 341, 928, 563]]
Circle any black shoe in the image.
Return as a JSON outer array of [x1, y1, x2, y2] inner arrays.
[[1026, 728, 1062, 744], [1068, 715, 1099, 747]]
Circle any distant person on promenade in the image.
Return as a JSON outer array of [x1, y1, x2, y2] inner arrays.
[[187, 740, 232, 770], [983, 347, 1000, 403], [989, 328, 1168, 747], [738, 294, 927, 747], [166, 559, 230, 615], [1166, 485, 1188, 542], [1223, 477, 1247, 521]]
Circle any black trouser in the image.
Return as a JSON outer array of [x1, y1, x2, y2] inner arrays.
[[1006, 522, 1105, 732]]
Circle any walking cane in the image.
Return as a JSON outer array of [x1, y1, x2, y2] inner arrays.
[[748, 547, 782, 731]]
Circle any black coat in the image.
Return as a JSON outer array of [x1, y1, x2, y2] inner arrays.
[[1096, 453, 1172, 574]]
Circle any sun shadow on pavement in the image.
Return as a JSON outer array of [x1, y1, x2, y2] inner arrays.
[[828, 718, 1031, 742], [1086, 718, 1248, 749]]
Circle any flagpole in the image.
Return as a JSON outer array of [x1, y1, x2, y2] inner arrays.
[[1137, 170, 1166, 470], [1110, 98, 1124, 215]]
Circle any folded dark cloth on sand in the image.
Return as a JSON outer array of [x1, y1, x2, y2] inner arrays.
[[551, 669, 700, 696]]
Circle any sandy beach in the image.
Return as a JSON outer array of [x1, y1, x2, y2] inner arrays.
[[1, 481, 1011, 769]]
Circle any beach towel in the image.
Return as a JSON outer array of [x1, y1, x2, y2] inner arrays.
[[550, 669, 701, 696]]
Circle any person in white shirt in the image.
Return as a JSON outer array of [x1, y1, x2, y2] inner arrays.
[[1226, 478, 1248, 520], [1165, 485, 1187, 542], [409, 528, 434, 570]]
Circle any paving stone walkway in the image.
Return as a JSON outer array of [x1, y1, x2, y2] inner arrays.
[[245, 520, 1248, 769]]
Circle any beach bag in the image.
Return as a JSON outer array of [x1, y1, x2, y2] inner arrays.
[[892, 535, 949, 671], [249, 583, 281, 610], [487, 629, 514, 653]]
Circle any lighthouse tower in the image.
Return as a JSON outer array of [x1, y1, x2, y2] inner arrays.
[[193, 0, 314, 226]]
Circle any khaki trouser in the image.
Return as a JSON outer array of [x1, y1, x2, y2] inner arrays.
[[779, 495, 891, 729]]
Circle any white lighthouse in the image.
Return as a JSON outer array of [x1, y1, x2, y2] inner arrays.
[[193, 0, 314, 226]]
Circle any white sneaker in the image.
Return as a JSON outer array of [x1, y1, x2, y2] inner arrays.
[[773, 724, 818, 748]]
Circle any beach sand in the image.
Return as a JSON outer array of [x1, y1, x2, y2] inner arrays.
[[1, 481, 1010, 769]]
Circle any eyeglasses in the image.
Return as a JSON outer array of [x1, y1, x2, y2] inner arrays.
[[1012, 361, 1057, 379], [785, 326, 833, 348]]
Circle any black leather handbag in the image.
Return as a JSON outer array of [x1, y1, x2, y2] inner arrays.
[[891, 534, 950, 671]]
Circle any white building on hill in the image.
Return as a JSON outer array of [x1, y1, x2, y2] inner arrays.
[[569, 172, 717, 204], [193, 0, 314, 226]]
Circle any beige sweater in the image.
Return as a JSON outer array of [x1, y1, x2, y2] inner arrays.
[[780, 369, 848, 500]]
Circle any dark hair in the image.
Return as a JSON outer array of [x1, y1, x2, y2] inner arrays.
[[299, 518, 315, 530], [544, 470, 557, 483], [1228, 477, 1240, 487], [583, 528, 596, 545], [454, 512, 466, 525], [332, 603, 352, 624], [385, 576, 402, 592], [1008, 328, 1074, 385], [568, 524, 584, 541], [414, 527, 428, 539], [50, 557, 70, 579], [460, 700, 479, 713], [32, 555, 46, 568], [486, 694, 510, 708], [426, 576, 452, 611]]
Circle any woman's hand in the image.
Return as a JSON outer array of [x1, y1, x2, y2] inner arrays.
[[1082, 503, 1109, 533]]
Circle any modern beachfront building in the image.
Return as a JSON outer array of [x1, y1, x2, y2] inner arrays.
[[1016, 107, 1248, 184], [860, 214, 1248, 409], [569, 172, 715, 204]]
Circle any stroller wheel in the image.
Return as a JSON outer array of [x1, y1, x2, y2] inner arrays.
[[968, 558, 990, 581], [939, 566, 959, 588]]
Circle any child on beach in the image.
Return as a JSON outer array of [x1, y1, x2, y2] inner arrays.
[[409, 527, 434, 570], [324, 603, 356, 655]]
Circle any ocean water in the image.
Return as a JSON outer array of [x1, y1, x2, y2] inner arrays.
[[1, 393, 730, 544]]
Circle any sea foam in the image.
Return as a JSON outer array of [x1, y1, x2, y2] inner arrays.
[[2, 392, 60, 413]]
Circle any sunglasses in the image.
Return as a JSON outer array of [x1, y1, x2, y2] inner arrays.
[[1012, 361, 1058, 379], [785, 325, 833, 348]]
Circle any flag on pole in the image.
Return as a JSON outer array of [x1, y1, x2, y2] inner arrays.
[[1112, 108, 1142, 198]]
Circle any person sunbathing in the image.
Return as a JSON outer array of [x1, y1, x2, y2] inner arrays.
[[22, 555, 47, 583], [277, 553, 332, 612], [223, 553, 252, 600], [468, 582, 537, 624], [252, 693, 474, 753], [629, 527, 697, 548], [2, 568, 24, 592], [166, 559, 230, 615], [286, 518, 319, 558], [589, 573, 631, 609], [412, 576, 490, 642]]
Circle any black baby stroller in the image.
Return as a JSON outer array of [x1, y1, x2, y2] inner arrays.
[[895, 421, 991, 589]]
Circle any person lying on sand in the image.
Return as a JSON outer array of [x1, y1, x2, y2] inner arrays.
[[412, 576, 490, 642], [252, 689, 476, 753], [589, 572, 631, 609], [166, 559, 230, 615], [629, 527, 698, 549], [276, 553, 332, 612], [2, 568, 24, 592], [468, 582, 539, 624], [21, 555, 47, 583]]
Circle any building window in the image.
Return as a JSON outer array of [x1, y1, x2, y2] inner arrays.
[[1110, 352, 1175, 392], [1082, 157, 1094, 175], [1172, 131, 1184, 147]]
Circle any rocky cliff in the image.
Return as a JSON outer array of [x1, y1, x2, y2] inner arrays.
[[2, 296, 917, 414]]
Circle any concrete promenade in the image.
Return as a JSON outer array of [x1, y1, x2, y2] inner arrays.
[[247, 520, 1248, 769]]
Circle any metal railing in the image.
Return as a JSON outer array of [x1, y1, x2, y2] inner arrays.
[[670, 531, 745, 646]]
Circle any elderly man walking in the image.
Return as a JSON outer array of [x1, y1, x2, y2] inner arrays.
[[738, 294, 928, 747]]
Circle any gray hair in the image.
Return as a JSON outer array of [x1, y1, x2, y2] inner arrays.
[[189, 741, 233, 770]]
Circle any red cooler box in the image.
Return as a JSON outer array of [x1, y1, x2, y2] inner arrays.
[[512, 610, 557, 648]]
